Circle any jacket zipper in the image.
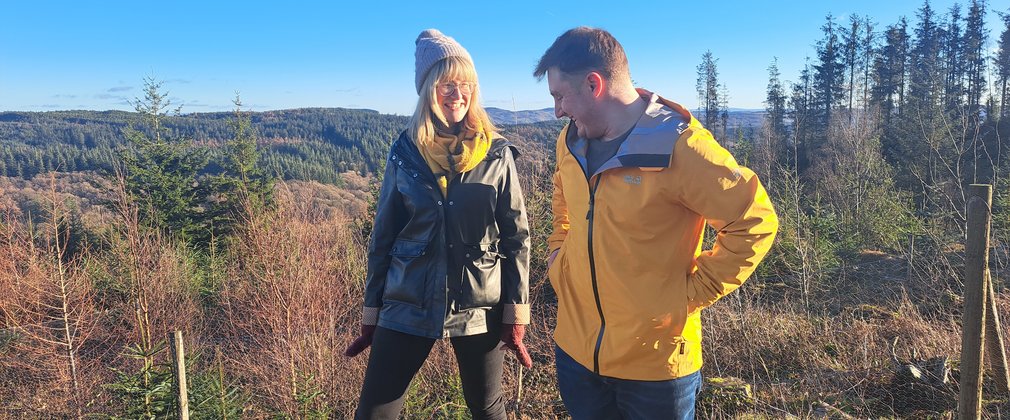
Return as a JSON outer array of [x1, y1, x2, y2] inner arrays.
[[441, 173, 457, 338], [401, 138, 453, 338], [586, 175, 605, 374], [565, 126, 609, 375]]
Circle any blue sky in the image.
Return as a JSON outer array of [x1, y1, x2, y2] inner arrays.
[[1, 1, 1006, 115]]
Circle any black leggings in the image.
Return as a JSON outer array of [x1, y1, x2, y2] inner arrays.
[[354, 326, 506, 420]]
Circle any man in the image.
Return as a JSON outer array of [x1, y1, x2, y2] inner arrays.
[[534, 27, 778, 419]]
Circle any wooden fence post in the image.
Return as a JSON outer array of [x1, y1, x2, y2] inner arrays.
[[907, 233, 915, 281], [169, 330, 189, 420], [959, 184, 992, 420]]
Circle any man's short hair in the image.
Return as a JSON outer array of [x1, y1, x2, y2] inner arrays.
[[533, 26, 630, 82]]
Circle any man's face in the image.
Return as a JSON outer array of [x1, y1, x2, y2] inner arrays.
[[547, 69, 601, 140]]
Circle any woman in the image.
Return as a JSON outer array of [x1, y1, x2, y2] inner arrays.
[[344, 29, 532, 420]]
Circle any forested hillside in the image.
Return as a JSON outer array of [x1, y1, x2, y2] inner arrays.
[[0, 108, 408, 184], [0, 107, 757, 185], [0, 100, 771, 187]]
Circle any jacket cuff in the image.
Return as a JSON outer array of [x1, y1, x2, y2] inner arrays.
[[503, 304, 530, 324], [362, 306, 380, 326]]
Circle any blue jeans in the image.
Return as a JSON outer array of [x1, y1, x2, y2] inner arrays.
[[555, 344, 702, 420]]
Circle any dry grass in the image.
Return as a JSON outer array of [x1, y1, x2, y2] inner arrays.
[[215, 182, 368, 416], [4, 169, 1010, 419], [0, 175, 100, 416]]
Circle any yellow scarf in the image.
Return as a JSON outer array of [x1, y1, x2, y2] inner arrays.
[[417, 122, 492, 197]]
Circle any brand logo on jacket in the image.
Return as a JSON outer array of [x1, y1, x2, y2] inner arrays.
[[624, 175, 642, 185]]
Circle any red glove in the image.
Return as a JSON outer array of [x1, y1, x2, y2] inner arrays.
[[500, 324, 533, 369], [344, 325, 377, 357]]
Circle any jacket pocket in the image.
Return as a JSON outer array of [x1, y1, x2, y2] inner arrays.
[[383, 238, 430, 308], [457, 242, 502, 310], [546, 244, 566, 287]]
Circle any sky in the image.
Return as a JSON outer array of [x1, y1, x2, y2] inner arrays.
[[1, 1, 1007, 116]]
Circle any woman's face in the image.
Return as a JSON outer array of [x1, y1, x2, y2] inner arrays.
[[436, 80, 474, 126]]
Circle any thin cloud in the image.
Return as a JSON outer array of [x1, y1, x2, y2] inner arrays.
[[107, 86, 132, 92], [52, 94, 78, 99], [95, 93, 128, 101]]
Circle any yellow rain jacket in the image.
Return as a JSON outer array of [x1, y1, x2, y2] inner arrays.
[[547, 92, 778, 380]]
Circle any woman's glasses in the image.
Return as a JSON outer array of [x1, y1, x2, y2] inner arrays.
[[437, 82, 475, 96]]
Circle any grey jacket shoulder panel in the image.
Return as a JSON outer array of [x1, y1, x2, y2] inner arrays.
[[564, 98, 689, 177]]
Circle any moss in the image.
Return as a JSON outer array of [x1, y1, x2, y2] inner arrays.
[[699, 376, 754, 416]]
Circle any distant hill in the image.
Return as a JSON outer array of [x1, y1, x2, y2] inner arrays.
[[486, 107, 557, 125], [724, 109, 766, 130], [488, 105, 766, 130]]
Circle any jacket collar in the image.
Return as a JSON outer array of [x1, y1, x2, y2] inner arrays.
[[563, 91, 692, 175], [391, 130, 516, 182]]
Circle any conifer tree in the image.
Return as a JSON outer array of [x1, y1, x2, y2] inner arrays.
[[118, 78, 210, 244], [843, 14, 862, 116], [996, 9, 1010, 116], [861, 16, 876, 108], [696, 51, 725, 136], [790, 60, 815, 172], [204, 94, 275, 240], [909, 1, 942, 114], [765, 58, 790, 167], [964, 0, 988, 111], [942, 4, 965, 111], [873, 18, 909, 126], [812, 14, 845, 165]]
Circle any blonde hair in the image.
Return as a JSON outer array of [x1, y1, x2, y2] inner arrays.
[[410, 56, 496, 146]]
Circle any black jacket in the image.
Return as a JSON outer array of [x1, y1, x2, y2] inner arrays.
[[362, 130, 530, 338]]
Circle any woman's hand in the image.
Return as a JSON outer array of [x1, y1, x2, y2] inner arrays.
[[500, 324, 533, 368], [344, 325, 377, 357]]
